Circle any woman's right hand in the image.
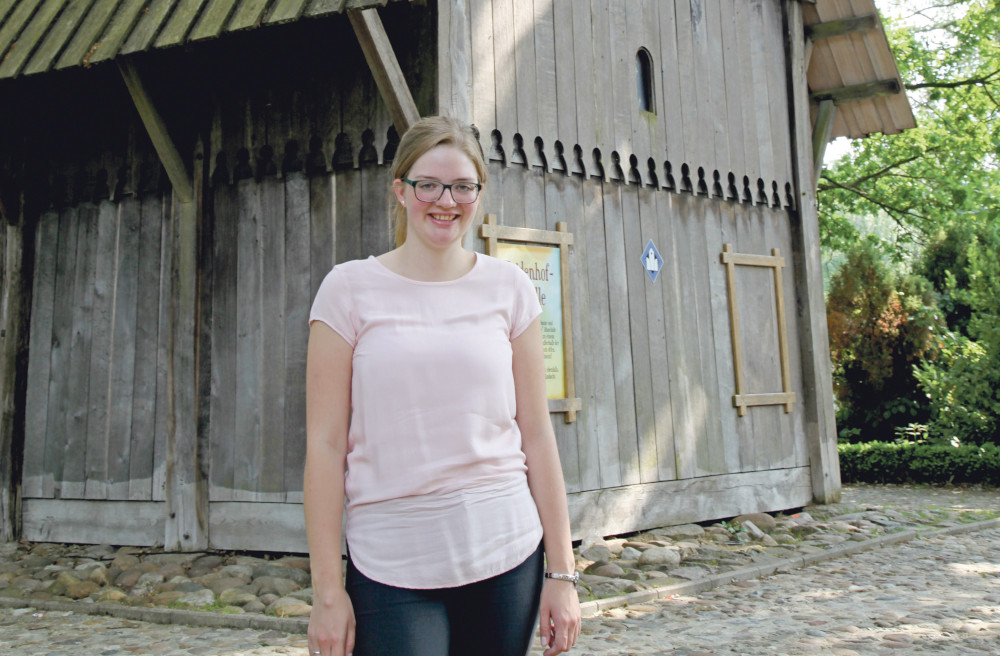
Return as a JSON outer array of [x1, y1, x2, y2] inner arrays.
[[307, 587, 356, 656]]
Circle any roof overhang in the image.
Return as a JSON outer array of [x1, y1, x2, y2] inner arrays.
[[803, 0, 917, 142], [0, 0, 414, 81], [0, 0, 420, 208]]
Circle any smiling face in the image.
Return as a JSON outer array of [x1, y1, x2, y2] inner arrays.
[[393, 144, 482, 253]]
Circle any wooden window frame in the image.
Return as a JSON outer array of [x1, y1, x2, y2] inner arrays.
[[721, 244, 796, 416]]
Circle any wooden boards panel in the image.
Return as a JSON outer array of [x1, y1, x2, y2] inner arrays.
[[233, 178, 263, 501], [22, 498, 165, 546], [259, 175, 287, 499], [130, 193, 167, 500], [107, 197, 141, 499], [210, 183, 239, 501], [284, 172, 312, 503], [568, 466, 812, 540], [578, 173, 621, 490], [601, 183, 640, 486], [81, 200, 118, 501], [23, 210, 60, 499], [209, 501, 308, 552], [620, 183, 657, 483], [60, 202, 98, 499], [208, 164, 391, 502], [24, 191, 173, 504], [541, 175, 582, 492], [38, 205, 80, 497]]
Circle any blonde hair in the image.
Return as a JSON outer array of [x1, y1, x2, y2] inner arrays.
[[390, 116, 488, 247]]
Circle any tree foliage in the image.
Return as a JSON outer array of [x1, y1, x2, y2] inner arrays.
[[820, 0, 1000, 448], [818, 0, 1000, 255]]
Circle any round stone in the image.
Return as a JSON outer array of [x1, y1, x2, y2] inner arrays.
[[638, 547, 681, 568]]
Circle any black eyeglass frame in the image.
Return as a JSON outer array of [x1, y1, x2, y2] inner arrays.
[[401, 178, 483, 204]]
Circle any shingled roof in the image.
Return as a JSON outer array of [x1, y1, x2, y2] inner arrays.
[[0, 0, 410, 80]]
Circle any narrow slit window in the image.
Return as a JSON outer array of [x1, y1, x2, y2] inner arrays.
[[636, 48, 654, 113]]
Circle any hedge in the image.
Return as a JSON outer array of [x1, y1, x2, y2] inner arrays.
[[838, 441, 1000, 485]]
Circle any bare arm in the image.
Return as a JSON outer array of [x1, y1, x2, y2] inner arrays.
[[513, 317, 581, 655], [304, 322, 355, 656]]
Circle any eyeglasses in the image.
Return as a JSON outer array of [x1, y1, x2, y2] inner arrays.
[[402, 179, 482, 204]]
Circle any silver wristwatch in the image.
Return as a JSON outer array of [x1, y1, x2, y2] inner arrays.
[[544, 571, 580, 586]]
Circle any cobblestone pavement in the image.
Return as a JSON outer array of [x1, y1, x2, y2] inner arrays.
[[1, 485, 998, 655]]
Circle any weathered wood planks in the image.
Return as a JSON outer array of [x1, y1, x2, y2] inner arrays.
[[22, 498, 165, 545], [130, 193, 166, 500], [19, 155, 817, 546], [23, 210, 60, 500], [568, 466, 813, 540], [10, 0, 835, 546], [463, 0, 796, 207], [23, 190, 175, 506]]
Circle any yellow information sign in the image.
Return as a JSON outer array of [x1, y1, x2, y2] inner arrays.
[[497, 242, 565, 399], [480, 215, 581, 422]]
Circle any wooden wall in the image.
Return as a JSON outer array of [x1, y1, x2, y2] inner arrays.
[[8, 0, 828, 548], [18, 143, 814, 549], [481, 160, 810, 503]]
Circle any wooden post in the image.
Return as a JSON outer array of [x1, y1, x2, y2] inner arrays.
[[783, 0, 841, 503], [120, 59, 207, 548], [164, 148, 206, 550], [348, 8, 421, 134], [1, 177, 34, 541]]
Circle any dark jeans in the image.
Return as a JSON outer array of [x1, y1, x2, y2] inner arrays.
[[346, 542, 544, 656]]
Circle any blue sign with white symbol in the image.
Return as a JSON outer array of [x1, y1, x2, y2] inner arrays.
[[641, 239, 663, 283]]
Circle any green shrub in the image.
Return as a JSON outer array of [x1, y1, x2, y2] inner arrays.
[[915, 219, 1000, 446], [826, 240, 940, 442], [839, 441, 1000, 486]]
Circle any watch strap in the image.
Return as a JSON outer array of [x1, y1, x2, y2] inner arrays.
[[544, 571, 579, 586]]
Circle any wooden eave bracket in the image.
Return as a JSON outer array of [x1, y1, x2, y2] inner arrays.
[[804, 14, 879, 69], [805, 14, 878, 41], [118, 60, 194, 203], [348, 8, 420, 135], [810, 79, 902, 105]]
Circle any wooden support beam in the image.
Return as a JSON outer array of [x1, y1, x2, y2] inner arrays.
[[118, 60, 194, 203], [119, 58, 205, 549], [348, 8, 420, 134], [810, 79, 901, 105], [812, 99, 837, 178], [805, 14, 878, 42], [784, 0, 841, 503], [163, 136, 207, 551]]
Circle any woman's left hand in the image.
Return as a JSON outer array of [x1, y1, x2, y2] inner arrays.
[[538, 578, 582, 654]]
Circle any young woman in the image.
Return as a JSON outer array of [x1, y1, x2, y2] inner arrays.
[[304, 116, 581, 656]]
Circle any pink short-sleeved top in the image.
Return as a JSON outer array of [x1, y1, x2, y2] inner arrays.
[[309, 253, 544, 589]]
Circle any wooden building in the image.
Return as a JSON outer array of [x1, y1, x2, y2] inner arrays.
[[0, 0, 914, 551]]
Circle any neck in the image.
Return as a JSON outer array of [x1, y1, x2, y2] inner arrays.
[[380, 241, 476, 282]]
